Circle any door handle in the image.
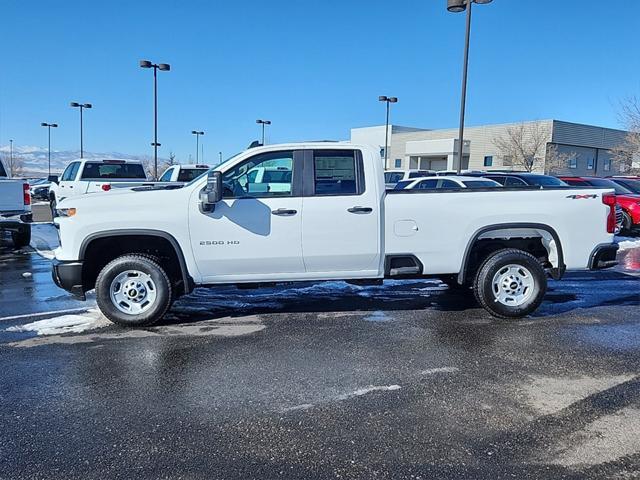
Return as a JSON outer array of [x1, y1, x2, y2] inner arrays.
[[271, 208, 297, 216], [347, 206, 373, 214]]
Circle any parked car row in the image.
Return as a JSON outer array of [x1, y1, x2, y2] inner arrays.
[[388, 169, 640, 234]]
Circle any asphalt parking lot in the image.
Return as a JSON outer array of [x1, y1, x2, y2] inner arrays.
[[1, 215, 639, 479]]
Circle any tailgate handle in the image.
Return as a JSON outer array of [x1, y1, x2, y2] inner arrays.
[[271, 208, 297, 216], [348, 206, 373, 214]]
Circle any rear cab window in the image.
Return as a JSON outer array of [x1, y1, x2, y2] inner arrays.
[[312, 150, 364, 196], [81, 162, 147, 180], [177, 168, 208, 182]]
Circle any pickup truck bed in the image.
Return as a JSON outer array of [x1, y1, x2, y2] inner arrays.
[[0, 172, 32, 247], [52, 143, 619, 327]]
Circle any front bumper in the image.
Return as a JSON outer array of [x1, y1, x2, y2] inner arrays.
[[52, 260, 86, 300], [588, 243, 619, 270]]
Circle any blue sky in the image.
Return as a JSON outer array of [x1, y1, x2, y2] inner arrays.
[[1, 0, 639, 163]]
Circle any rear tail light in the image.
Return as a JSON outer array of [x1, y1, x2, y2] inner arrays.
[[602, 193, 616, 234], [23, 184, 31, 206], [101, 184, 112, 191]]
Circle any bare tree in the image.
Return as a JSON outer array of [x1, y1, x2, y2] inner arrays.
[[3, 154, 25, 177], [492, 122, 551, 172], [544, 144, 577, 175], [613, 96, 640, 175]]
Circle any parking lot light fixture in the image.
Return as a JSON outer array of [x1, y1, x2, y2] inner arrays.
[[191, 130, 205, 164], [447, 0, 493, 174], [70, 102, 92, 158], [256, 119, 271, 145], [378, 96, 398, 168], [41, 122, 59, 175], [140, 60, 171, 179]]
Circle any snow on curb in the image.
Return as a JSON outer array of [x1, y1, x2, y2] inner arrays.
[[6, 309, 111, 336]]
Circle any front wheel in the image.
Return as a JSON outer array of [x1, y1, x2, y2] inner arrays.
[[473, 249, 547, 319], [96, 254, 172, 327]]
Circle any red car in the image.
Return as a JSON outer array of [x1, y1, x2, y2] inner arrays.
[[559, 176, 640, 233]]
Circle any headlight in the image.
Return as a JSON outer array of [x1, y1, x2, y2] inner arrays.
[[56, 208, 77, 217]]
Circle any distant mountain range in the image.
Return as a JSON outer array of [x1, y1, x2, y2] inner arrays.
[[0, 145, 165, 177]]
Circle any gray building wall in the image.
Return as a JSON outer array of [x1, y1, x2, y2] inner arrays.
[[380, 119, 630, 176]]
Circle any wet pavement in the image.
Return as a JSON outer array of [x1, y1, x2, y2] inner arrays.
[[0, 225, 639, 479]]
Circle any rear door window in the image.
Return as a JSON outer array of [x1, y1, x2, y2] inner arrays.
[[417, 179, 438, 190], [438, 179, 462, 189], [313, 150, 362, 196], [394, 180, 413, 190], [504, 177, 527, 187]]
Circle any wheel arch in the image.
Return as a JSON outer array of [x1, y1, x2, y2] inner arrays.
[[79, 229, 194, 295], [458, 222, 565, 284]]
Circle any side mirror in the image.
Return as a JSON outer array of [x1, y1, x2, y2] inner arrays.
[[48, 175, 59, 184], [199, 170, 223, 212]]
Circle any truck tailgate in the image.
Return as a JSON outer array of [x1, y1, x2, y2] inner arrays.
[[0, 180, 25, 212]]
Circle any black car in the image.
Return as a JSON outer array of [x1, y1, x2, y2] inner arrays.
[[480, 172, 569, 188], [608, 177, 640, 194]]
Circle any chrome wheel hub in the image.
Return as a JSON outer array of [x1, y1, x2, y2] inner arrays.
[[110, 270, 157, 315], [491, 264, 535, 307]]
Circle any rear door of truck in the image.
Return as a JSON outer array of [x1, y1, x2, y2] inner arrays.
[[300, 148, 381, 276]]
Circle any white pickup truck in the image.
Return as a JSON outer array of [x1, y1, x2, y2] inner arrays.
[[52, 143, 619, 327], [0, 159, 32, 248], [49, 158, 154, 213]]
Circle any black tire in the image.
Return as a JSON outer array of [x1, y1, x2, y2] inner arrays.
[[621, 211, 633, 234], [11, 225, 31, 249], [96, 254, 172, 327], [473, 249, 547, 319]]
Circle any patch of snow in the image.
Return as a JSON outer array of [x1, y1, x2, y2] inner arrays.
[[363, 311, 391, 322], [6, 309, 111, 336], [336, 385, 401, 401]]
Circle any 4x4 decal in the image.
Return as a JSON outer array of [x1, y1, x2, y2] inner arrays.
[[566, 194, 597, 199]]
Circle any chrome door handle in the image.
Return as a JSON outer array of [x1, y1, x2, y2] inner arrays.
[[347, 206, 373, 214], [271, 208, 297, 216]]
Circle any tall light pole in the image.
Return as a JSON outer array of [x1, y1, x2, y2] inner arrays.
[[191, 130, 204, 163], [70, 102, 91, 158], [219, 151, 222, 164], [40, 122, 58, 175], [447, 0, 493, 174], [9, 139, 13, 168], [378, 96, 398, 168], [140, 60, 171, 179], [256, 119, 271, 145]]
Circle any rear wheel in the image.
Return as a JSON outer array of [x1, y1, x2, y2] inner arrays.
[[473, 249, 547, 319], [96, 254, 172, 327], [621, 211, 633, 234], [11, 225, 31, 249]]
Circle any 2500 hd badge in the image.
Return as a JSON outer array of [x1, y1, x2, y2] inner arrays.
[[200, 240, 240, 246]]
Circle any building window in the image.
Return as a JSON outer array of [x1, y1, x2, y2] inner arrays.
[[587, 157, 594, 170], [603, 157, 611, 171], [502, 156, 512, 167], [409, 156, 419, 169], [484, 156, 493, 167], [569, 157, 578, 169], [394, 159, 402, 168]]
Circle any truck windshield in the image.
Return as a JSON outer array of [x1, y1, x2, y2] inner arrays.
[[80, 162, 147, 180]]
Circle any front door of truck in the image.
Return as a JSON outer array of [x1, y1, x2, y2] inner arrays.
[[301, 149, 381, 277], [189, 150, 305, 282]]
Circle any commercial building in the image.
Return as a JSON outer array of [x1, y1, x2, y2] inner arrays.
[[350, 120, 634, 176]]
